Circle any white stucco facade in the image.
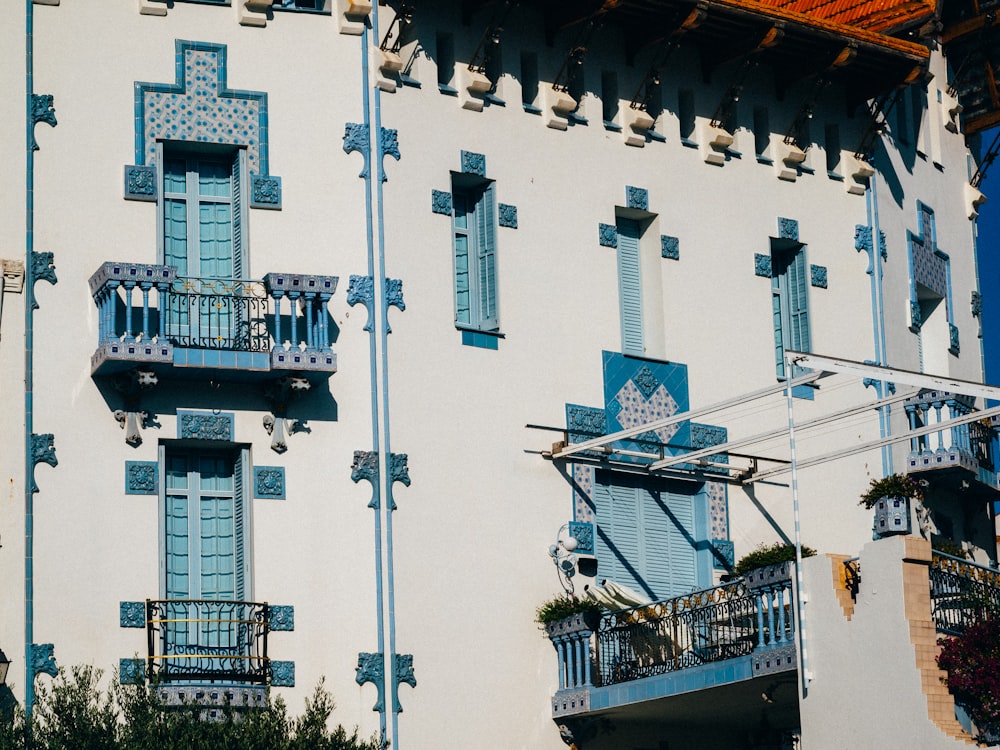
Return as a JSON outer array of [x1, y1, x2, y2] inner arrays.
[[1, 1, 997, 748]]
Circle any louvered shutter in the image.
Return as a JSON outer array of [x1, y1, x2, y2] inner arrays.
[[617, 219, 644, 356], [477, 182, 499, 330]]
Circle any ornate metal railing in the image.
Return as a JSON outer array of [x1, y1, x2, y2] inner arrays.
[[930, 552, 1000, 635], [163, 277, 269, 351], [146, 599, 269, 684], [594, 581, 766, 686], [904, 390, 998, 487], [89, 262, 337, 355]]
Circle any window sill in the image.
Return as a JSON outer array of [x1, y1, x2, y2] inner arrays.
[[438, 84, 459, 96], [458, 328, 503, 350], [398, 74, 421, 89]]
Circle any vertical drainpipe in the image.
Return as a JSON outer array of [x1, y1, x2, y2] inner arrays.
[[868, 173, 893, 475], [358, 25, 389, 749], [24, 0, 37, 718], [368, 8, 402, 749]]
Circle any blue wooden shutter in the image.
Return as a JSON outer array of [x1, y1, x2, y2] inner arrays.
[[617, 219, 644, 355], [788, 248, 811, 354], [594, 473, 701, 601], [477, 183, 498, 330], [772, 275, 786, 378], [234, 449, 247, 601], [231, 152, 245, 280]]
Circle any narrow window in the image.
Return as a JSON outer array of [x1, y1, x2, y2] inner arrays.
[[617, 218, 644, 356], [753, 106, 772, 162], [602, 71, 620, 130], [436, 33, 456, 93], [678, 89, 696, 145], [771, 243, 811, 378], [825, 123, 842, 177], [451, 177, 499, 332], [520, 51, 540, 113]]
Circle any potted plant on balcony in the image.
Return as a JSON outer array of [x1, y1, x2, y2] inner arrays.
[[735, 542, 816, 589], [535, 595, 605, 638], [860, 473, 923, 537]]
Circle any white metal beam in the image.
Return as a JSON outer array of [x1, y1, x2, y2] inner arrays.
[[787, 351, 1000, 401], [648, 387, 920, 471], [551, 370, 825, 460], [745, 403, 1000, 483]]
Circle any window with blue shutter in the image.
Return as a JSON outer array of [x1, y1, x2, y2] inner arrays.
[[616, 218, 644, 356], [451, 177, 499, 332], [593, 470, 709, 601], [771, 244, 811, 379], [160, 147, 248, 346], [161, 447, 251, 671], [163, 448, 249, 602]]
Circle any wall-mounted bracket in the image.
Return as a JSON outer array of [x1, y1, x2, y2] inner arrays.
[[262, 375, 310, 453]]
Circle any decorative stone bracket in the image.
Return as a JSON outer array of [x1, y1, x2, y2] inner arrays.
[[112, 368, 159, 445], [30, 94, 57, 151], [31, 643, 57, 681], [263, 375, 311, 453], [30, 433, 57, 493], [356, 651, 385, 711], [351, 450, 410, 510], [355, 652, 415, 714], [29, 251, 57, 310]]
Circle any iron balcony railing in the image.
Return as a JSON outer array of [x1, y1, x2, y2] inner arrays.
[[904, 390, 999, 488], [146, 599, 269, 684], [552, 576, 796, 695], [930, 552, 1000, 635], [89, 262, 337, 357]]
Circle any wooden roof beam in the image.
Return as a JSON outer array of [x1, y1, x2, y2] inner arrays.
[[703, 23, 784, 75], [941, 9, 1000, 44]]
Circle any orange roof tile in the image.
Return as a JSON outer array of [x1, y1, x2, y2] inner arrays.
[[759, 0, 937, 32]]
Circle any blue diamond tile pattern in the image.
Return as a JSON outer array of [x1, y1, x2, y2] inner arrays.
[[603, 351, 689, 462]]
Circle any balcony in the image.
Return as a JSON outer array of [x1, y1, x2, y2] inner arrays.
[[89, 262, 337, 384], [549, 575, 799, 735], [145, 599, 269, 685], [930, 552, 1000, 636], [903, 390, 1000, 496]]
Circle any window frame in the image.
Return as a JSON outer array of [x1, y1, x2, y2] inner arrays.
[[158, 443, 254, 603], [592, 470, 711, 601], [450, 173, 500, 333], [771, 241, 812, 379], [157, 143, 250, 281]]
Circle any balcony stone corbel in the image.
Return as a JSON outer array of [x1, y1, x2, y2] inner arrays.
[[239, 0, 270, 27], [112, 369, 158, 446], [545, 85, 577, 130], [263, 375, 311, 453], [337, 0, 372, 35]]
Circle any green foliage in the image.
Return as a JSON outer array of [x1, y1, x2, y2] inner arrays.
[[534, 595, 605, 625], [938, 617, 1000, 741], [859, 473, 924, 509], [734, 542, 816, 576], [0, 668, 378, 750]]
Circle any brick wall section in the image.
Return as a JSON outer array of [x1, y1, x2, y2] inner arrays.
[[828, 554, 856, 620], [901, 536, 976, 744]]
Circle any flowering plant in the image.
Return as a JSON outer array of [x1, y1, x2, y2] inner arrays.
[[734, 542, 816, 576], [534, 595, 605, 625], [937, 617, 1000, 740], [859, 473, 924, 509]]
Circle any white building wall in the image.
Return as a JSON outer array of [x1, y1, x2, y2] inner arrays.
[[0, 2, 991, 749]]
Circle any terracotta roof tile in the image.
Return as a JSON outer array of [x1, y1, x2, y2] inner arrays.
[[756, 0, 936, 31]]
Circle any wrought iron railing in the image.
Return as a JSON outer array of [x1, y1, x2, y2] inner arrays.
[[595, 580, 786, 686], [843, 557, 861, 602], [164, 277, 270, 351], [89, 262, 337, 356], [146, 599, 269, 684], [930, 552, 1000, 635]]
